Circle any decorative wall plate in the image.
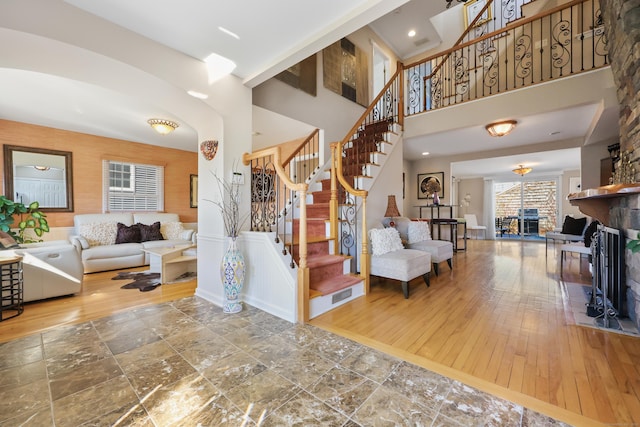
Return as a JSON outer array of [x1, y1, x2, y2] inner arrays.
[[200, 140, 218, 161]]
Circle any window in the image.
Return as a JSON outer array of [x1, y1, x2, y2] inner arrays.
[[103, 160, 164, 211]]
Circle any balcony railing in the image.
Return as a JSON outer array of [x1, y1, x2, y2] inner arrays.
[[406, 0, 608, 115]]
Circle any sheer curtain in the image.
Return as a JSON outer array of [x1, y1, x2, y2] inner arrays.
[[483, 178, 496, 239]]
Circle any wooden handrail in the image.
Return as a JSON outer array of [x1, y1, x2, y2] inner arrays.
[[282, 128, 320, 167], [243, 147, 307, 193], [405, 0, 588, 73]]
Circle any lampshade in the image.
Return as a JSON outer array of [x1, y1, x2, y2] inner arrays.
[[485, 120, 517, 137], [148, 118, 179, 135], [512, 164, 532, 176], [384, 195, 401, 218]]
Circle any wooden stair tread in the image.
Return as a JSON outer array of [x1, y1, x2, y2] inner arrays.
[[311, 274, 362, 295], [307, 254, 349, 269]]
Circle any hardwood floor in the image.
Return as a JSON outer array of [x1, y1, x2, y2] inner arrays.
[[2, 241, 639, 425], [311, 240, 640, 427]]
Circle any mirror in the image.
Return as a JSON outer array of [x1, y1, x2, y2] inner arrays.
[[3, 145, 74, 212]]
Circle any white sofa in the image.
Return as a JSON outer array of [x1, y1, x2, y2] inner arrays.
[[70, 213, 196, 273], [5, 240, 83, 302]]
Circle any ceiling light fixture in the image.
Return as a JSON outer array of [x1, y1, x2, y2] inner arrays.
[[408, 29, 416, 37], [485, 120, 517, 137], [512, 164, 532, 176], [422, 151, 430, 156], [33, 165, 50, 171], [147, 118, 179, 135]]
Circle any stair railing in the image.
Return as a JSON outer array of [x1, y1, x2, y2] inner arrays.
[[282, 128, 321, 187], [331, 62, 404, 293], [405, 0, 607, 115], [242, 147, 311, 322]]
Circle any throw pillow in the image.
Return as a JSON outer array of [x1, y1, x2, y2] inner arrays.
[[370, 227, 404, 256], [160, 221, 185, 240], [408, 221, 432, 243], [79, 222, 118, 246], [138, 221, 164, 242], [115, 222, 141, 244], [0, 231, 19, 249], [561, 216, 587, 235]]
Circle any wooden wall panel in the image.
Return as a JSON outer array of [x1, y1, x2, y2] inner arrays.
[[0, 119, 197, 227]]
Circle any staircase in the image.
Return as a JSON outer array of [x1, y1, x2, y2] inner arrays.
[[290, 118, 398, 318]]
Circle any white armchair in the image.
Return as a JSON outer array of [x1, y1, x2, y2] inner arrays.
[[464, 214, 487, 239]]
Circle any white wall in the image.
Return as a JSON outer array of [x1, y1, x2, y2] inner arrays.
[[253, 26, 400, 153]]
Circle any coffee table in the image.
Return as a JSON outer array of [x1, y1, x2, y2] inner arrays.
[[143, 244, 196, 284]]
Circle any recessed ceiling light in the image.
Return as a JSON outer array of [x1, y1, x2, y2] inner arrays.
[[187, 90, 208, 99], [218, 26, 240, 39], [422, 152, 430, 156], [203, 52, 236, 84], [408, 29, 416, 37]]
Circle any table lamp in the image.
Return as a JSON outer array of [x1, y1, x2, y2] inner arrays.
[[384, 195, 401, 227]]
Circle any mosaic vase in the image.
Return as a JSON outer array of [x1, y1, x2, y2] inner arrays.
[[220, 237, 245, 313], [433, 192, 440, 205]]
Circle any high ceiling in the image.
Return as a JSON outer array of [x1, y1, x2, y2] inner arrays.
[[0, 0, 620, 179]]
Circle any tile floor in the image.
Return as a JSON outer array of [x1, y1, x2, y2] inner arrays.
[[0, 297, 570, 426]]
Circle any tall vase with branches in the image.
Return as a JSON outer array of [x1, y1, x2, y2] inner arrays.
[[207, 171, 249, 313]]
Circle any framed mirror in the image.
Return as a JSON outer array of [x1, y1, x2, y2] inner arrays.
[[3, 145, 74, 212]]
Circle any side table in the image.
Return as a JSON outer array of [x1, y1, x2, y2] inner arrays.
[[0, 255, 24, 321]]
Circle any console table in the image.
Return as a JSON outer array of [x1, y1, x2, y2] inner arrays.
[[0, 255, 23, 321], [414, 204, 466, 251]]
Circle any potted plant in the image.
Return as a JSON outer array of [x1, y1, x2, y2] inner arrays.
[[0, 195, 49, 244]]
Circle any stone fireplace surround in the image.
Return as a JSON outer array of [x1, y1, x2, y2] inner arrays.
[[570, 185, 640, 330]]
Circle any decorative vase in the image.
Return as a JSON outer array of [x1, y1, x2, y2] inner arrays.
[[433, 192, 440, 205], [220, 237, 245, 313]]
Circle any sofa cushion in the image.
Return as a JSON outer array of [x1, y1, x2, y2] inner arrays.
[[161, 221, 186, 240], [141, 239, 192, 250], [133, 213, 180, 225], [408, 221, 431, 243], [0, 231, 19, 249], [369, 227, 404, 256], [81, 242, 143, 261], [79, 222, 118, 246], [115, 222, 141, 244], [138, 221, 164, 242]]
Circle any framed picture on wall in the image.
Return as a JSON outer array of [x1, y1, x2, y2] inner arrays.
[[417, 172, 444, 200], [190, 174, 198, 208]]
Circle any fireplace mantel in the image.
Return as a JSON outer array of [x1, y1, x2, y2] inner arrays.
[[568, 183, 640, 225]]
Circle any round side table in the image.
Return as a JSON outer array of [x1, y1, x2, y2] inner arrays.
[[0, 255, 24, 321]]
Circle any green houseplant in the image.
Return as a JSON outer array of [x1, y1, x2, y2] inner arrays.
[[0, 195, 49, 244]]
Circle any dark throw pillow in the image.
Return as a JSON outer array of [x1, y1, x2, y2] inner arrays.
[[138, 221, 164, 242], [561, 216, 587, 236], [584, 220, 600, 247], [115, 223, 141, 244]]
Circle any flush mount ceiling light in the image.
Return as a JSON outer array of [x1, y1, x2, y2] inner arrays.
[[485, 120, 517, 137], [147, 118, 179, 135], [512, 164, 532, 176], [33, 165, 50, 171]]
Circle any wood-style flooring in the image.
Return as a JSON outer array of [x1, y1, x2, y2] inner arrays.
[[1, 240, 638, 426], [311, 239, 640, 426]]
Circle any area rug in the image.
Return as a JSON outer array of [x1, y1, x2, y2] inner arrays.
[[563, 282, 640, 337], [112, 271, 197, 292]]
